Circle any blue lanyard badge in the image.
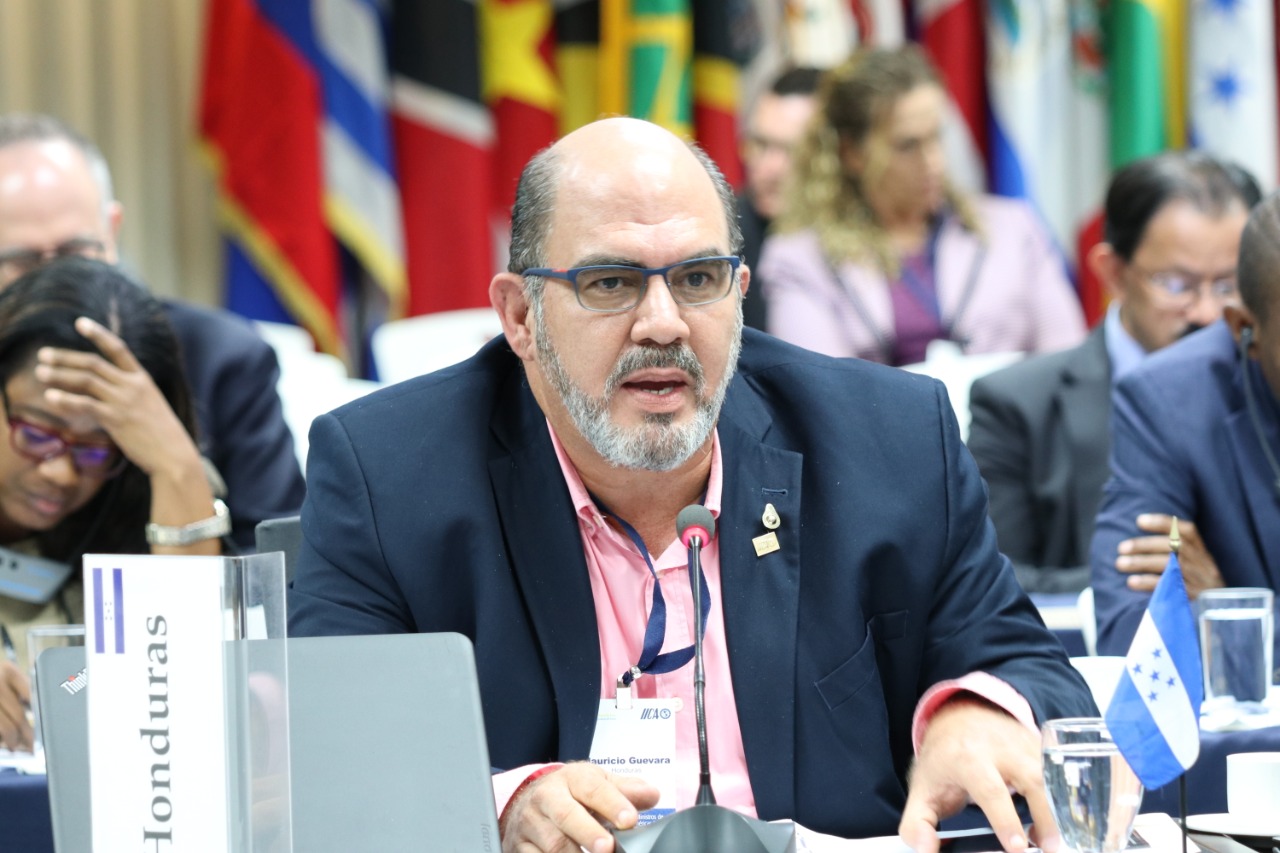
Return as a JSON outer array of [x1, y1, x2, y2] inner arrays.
[[593, 499, 711, 704]]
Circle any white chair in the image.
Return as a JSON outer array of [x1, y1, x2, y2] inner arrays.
[[1070, 655, 1126, 711], [371, 308, 503, 385], [273, 350, 381, 469], [900, 340, 1024, 441], [254, 320, 317, 360]]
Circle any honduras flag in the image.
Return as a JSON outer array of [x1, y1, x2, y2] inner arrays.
[[1105, 551, 1203, 788]]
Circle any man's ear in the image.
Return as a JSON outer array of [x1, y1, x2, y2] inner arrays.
[[1087, 242, 1125, 302], [490, 272, 535, 361], [1223, 302, 1257, 349], [104, 200, 124, 263]]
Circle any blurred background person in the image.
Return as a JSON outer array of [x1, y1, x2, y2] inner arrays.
[[1091, 191, 1280, 664], [759, 45, 1086, 366], [0, 114, 305, 550], [968, 152, 1258, 594], [738, 66, 821, 332], [0, 258, 224, 751]]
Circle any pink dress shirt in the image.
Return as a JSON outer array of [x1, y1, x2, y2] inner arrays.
[[492, 422, 1038, 823]]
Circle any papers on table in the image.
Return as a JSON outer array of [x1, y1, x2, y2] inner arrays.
[[0, 749, 44, 774], [1200, 685, 1280, 733]]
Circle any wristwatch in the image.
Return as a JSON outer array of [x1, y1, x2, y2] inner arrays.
[[146, 499, 231, 547]]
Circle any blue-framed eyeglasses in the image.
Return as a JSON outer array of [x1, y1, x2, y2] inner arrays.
[[523, 256, 741, 313]]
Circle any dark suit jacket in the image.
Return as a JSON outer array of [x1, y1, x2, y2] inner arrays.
[[968, 326, 1111, 593], [1091, 322, 1280, 664], [163, 301, 306, 549], [288, 329, 1093, 839], [738, 194, 770, 332]]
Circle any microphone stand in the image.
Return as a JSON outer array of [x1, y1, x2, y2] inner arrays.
[[612, 518, 796, 853]]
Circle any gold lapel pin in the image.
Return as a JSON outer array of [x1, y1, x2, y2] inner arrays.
[[754, 503, 781, 556]]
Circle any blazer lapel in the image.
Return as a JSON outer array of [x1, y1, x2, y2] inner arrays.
[[1057, 329, 1113, 558], [488, 373, 601, 760], [716, 395, 803, 820]]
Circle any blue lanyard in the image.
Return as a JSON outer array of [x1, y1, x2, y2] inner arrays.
[[593, 498, 712, 687]]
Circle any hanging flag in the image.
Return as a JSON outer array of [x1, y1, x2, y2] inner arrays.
[[481, 0, 560, 222], [988, 0, 1109, 325], [1104, 547, 1203, 789], [1107, 0, 1185, 168], [199, 0, 345, 356], [1189, 0, 1278, 189], [918, 0, 988, 192], [693, 0, 744, 187], [388, 0, 495, 316]]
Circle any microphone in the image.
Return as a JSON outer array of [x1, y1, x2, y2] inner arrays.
[[676, 505, 716, 805], [613, 506, 796, 853], [1239, 326, 1280, 498]]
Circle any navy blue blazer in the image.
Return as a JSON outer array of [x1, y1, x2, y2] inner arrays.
[[1092, 322, 1280, 663], [289, 329, 1092, 839], [163, 301, 306, 549]]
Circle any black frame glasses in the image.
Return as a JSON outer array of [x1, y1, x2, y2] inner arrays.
[[523, 256, 741, 313]]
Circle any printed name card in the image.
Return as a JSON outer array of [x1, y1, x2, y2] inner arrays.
[[84, 555, 231, 852]]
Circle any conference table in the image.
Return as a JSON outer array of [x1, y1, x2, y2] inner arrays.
[[4, 720, 1277, 853]]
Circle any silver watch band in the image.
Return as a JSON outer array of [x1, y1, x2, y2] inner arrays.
[[145, 499, 231, 547]]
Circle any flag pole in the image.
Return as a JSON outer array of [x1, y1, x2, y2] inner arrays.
[[1170, 517, 1189, 853]]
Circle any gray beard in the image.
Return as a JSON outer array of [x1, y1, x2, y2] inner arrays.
[[531, 297, 743, 472]]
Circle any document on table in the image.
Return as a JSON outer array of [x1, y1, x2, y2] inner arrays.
[[788, 812, 1196, 852], [0, 748, 45, 774]]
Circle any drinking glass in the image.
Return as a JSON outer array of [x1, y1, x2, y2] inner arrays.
[[1198, 588, 1274, 714], [1042, 718, 1142, 853]]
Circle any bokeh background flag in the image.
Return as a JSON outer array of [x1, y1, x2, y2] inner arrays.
[[1104, 551, 1204, 789]]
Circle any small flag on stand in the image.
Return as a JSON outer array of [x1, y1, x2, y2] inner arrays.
[[1104, 518, 1203, 789]]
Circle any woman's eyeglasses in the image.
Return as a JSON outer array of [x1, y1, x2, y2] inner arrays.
[[1, 390, 125, 478]]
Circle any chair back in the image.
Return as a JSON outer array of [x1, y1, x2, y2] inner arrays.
[[371, 308, 502, 385], [1077, 586, 1098, 656], [900, 340, 1024, 441], [255, 515, 302, 584], [1069, 655, 1126, 712]]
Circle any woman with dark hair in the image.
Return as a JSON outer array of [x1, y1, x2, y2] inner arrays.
[[0, 257, 221, 750], [760, 45, 1086, 365]]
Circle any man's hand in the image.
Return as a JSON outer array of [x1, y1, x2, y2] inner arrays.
[[1116, 514, 1223, 597], [899, 697, 1058, 853], [0, 660, 33, 752], [501, 762, 659, 853]]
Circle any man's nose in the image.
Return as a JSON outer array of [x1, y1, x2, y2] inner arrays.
[[631, 274, 689, 347], [1185, 285, 1229, 328]]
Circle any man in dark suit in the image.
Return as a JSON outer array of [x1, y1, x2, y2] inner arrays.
[[738, 67, 820, 332], [0, 114, 305, 549], [1092, 192, 1280, 664], [968, 153, 1255, 593], [290, 117, 1092, 852]]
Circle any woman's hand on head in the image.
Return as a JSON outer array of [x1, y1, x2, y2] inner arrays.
[[33, 317, 201, 480]]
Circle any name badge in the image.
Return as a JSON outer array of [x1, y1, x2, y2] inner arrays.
[[589, 698, 679, 826]]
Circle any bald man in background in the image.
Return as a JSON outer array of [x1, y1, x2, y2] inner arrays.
[[0, 114, 305, 549]]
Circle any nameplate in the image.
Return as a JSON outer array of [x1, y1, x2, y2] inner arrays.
[[84, 555, 231, 851]]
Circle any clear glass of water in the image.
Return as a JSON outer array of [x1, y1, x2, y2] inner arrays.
[[1042, 718, 1143, 853], [1199, 587, 1274, 714]]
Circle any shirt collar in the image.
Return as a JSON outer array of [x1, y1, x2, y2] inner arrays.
[[546, 421, 724, 527], [1105, 301, 1148, 385]]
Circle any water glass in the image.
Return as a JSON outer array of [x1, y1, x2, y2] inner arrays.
[[1042, 718, 1143, 853], [1198, 587, 1274, 714], [26, 624, 86, 753]]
